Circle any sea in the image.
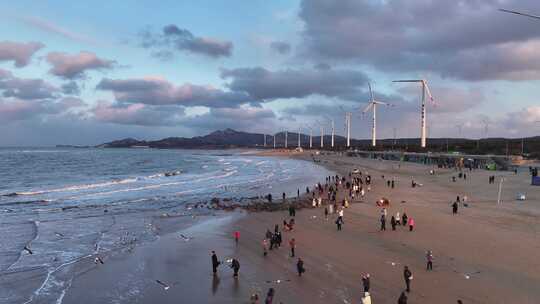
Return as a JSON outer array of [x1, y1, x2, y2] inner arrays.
[[0, 148, 333, 304]]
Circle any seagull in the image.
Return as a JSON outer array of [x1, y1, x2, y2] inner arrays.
[[54, 232, 64, 238], [94, 256, 105, 264], [23, 246, 33, 255], [156, 280, 171, 290]]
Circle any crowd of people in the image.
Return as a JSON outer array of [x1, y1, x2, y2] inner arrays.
[[210, 167, 468, 304]]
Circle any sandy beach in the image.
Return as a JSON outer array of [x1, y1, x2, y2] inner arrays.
[[57, 152, 540, 303]]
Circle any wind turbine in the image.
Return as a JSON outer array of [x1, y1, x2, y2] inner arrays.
[[316, 120, 325, 148], [273, 133, 276, 149], [456, 124, 464, 137], [339, 106, 353, 148], [324, 116, 335, 148], [263, 133, 267, 147], [499, 8, 540, 20], [393, 79, 435, 148], [362, 82, 394, 147], [308, 125, 313, 149], [284, 130, 288, 148]]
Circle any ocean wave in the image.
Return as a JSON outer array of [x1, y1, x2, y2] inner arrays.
[[8, 178, 139, 196]]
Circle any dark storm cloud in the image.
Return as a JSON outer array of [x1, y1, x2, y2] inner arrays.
[[299, 0, 540, 81], [139, 25, 233, 59], [46, 51, 116, 79], [0, 41, 44, 67], [270, 41, 291, 54], [220, 67, 369, 100], [96, 77, 252, 108]]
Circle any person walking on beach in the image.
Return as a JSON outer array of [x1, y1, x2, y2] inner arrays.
[[391, 216, 397, 231], [426, 250, 433, 270], [336, 216, 344, 231], [380, 214, 386, 231], [289, 238, 296, 257], [409, 217, 414, 231], [403, 266, 413, 292], [362, 273, 370, 292], [211, 251, 220, 275], [265, 288, 275, 304], [452, 201, 458, 214], [396, 212, 401, 225], [408, 217, 415, 232], [402, 213, 408, 227], [361, 292, 372, 304], [398, 291, 408, 304], [263, 239, 268, 257], [324, 207, 329, 220], [297, 258, 305, 276], [234, 231, 240, 244], [231, 258, 240, 277], [283, 192, 286, 202]]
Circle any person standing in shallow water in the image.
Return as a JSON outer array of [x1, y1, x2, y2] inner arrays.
[[391, 216, 397, 231], [211, 251, 220, 275], [231, 258, 240, 277], [402, 213, 408, 226], [380, 214, 386, 231], [289, 238, 296, 257], [452, 201, 458, 214]]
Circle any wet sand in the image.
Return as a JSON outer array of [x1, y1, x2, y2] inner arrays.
[[60, 152, 540, 303]]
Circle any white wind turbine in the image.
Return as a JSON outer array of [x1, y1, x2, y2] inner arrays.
[[339, 106, 353, 148], [393, 79, 435, 148], [361, 82, 394, 147]]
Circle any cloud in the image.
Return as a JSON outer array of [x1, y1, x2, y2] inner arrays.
[[0, 68, 59, 100], [0, 41, 44, 67], [183, 106, 276, 133], [96, 77, 251, 108], [221, 66, 369, 100], [46, 51, 116, 79], [20, 16, 96, 44], [270, 41, 291, 54], [61, 81, 80, 95], [139, 25, 233, 59], [0, 96, 83, 123], [92, 101, 184, 126], [298, 0, 540, 81]]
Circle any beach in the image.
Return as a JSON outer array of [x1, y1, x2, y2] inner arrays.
[[47, 151, 540, 303]]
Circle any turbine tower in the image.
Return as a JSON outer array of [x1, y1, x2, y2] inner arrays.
[[362, 82, 394, 147], [308, 126, 313, 149], [345, 112, 352, 148], [393, 79, 435, 148], [297, 127, 301, 148], [285, 130, 288, 148], [263, 134, 266, 147], [273, 134, 276, 149], [320, 125, 324, 148]]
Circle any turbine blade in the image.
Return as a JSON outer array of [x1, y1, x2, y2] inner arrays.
[[368, 82, 374, 102], [424, 82, 435, 105], [393, 80, 423, 83], [362, 102, 374, 113], [499, 8, 540, 20]]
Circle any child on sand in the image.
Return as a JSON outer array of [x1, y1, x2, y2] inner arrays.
[[297, 258, 305, 276], [408, 217, 415, 231]]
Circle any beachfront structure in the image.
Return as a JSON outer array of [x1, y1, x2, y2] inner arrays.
[[393, 79, 435, 148], [362, 82, 394, 147]]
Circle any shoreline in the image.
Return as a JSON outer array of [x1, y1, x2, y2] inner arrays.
[[39, 151, 540, 303]]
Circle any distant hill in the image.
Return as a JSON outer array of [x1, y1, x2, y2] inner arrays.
[[96, 129, 540, 158]]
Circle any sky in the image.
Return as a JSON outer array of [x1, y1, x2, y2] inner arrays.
[[1, 0, 540, 146]]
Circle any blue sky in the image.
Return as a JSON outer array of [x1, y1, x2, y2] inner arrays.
[[1, 0, 539, 146]]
